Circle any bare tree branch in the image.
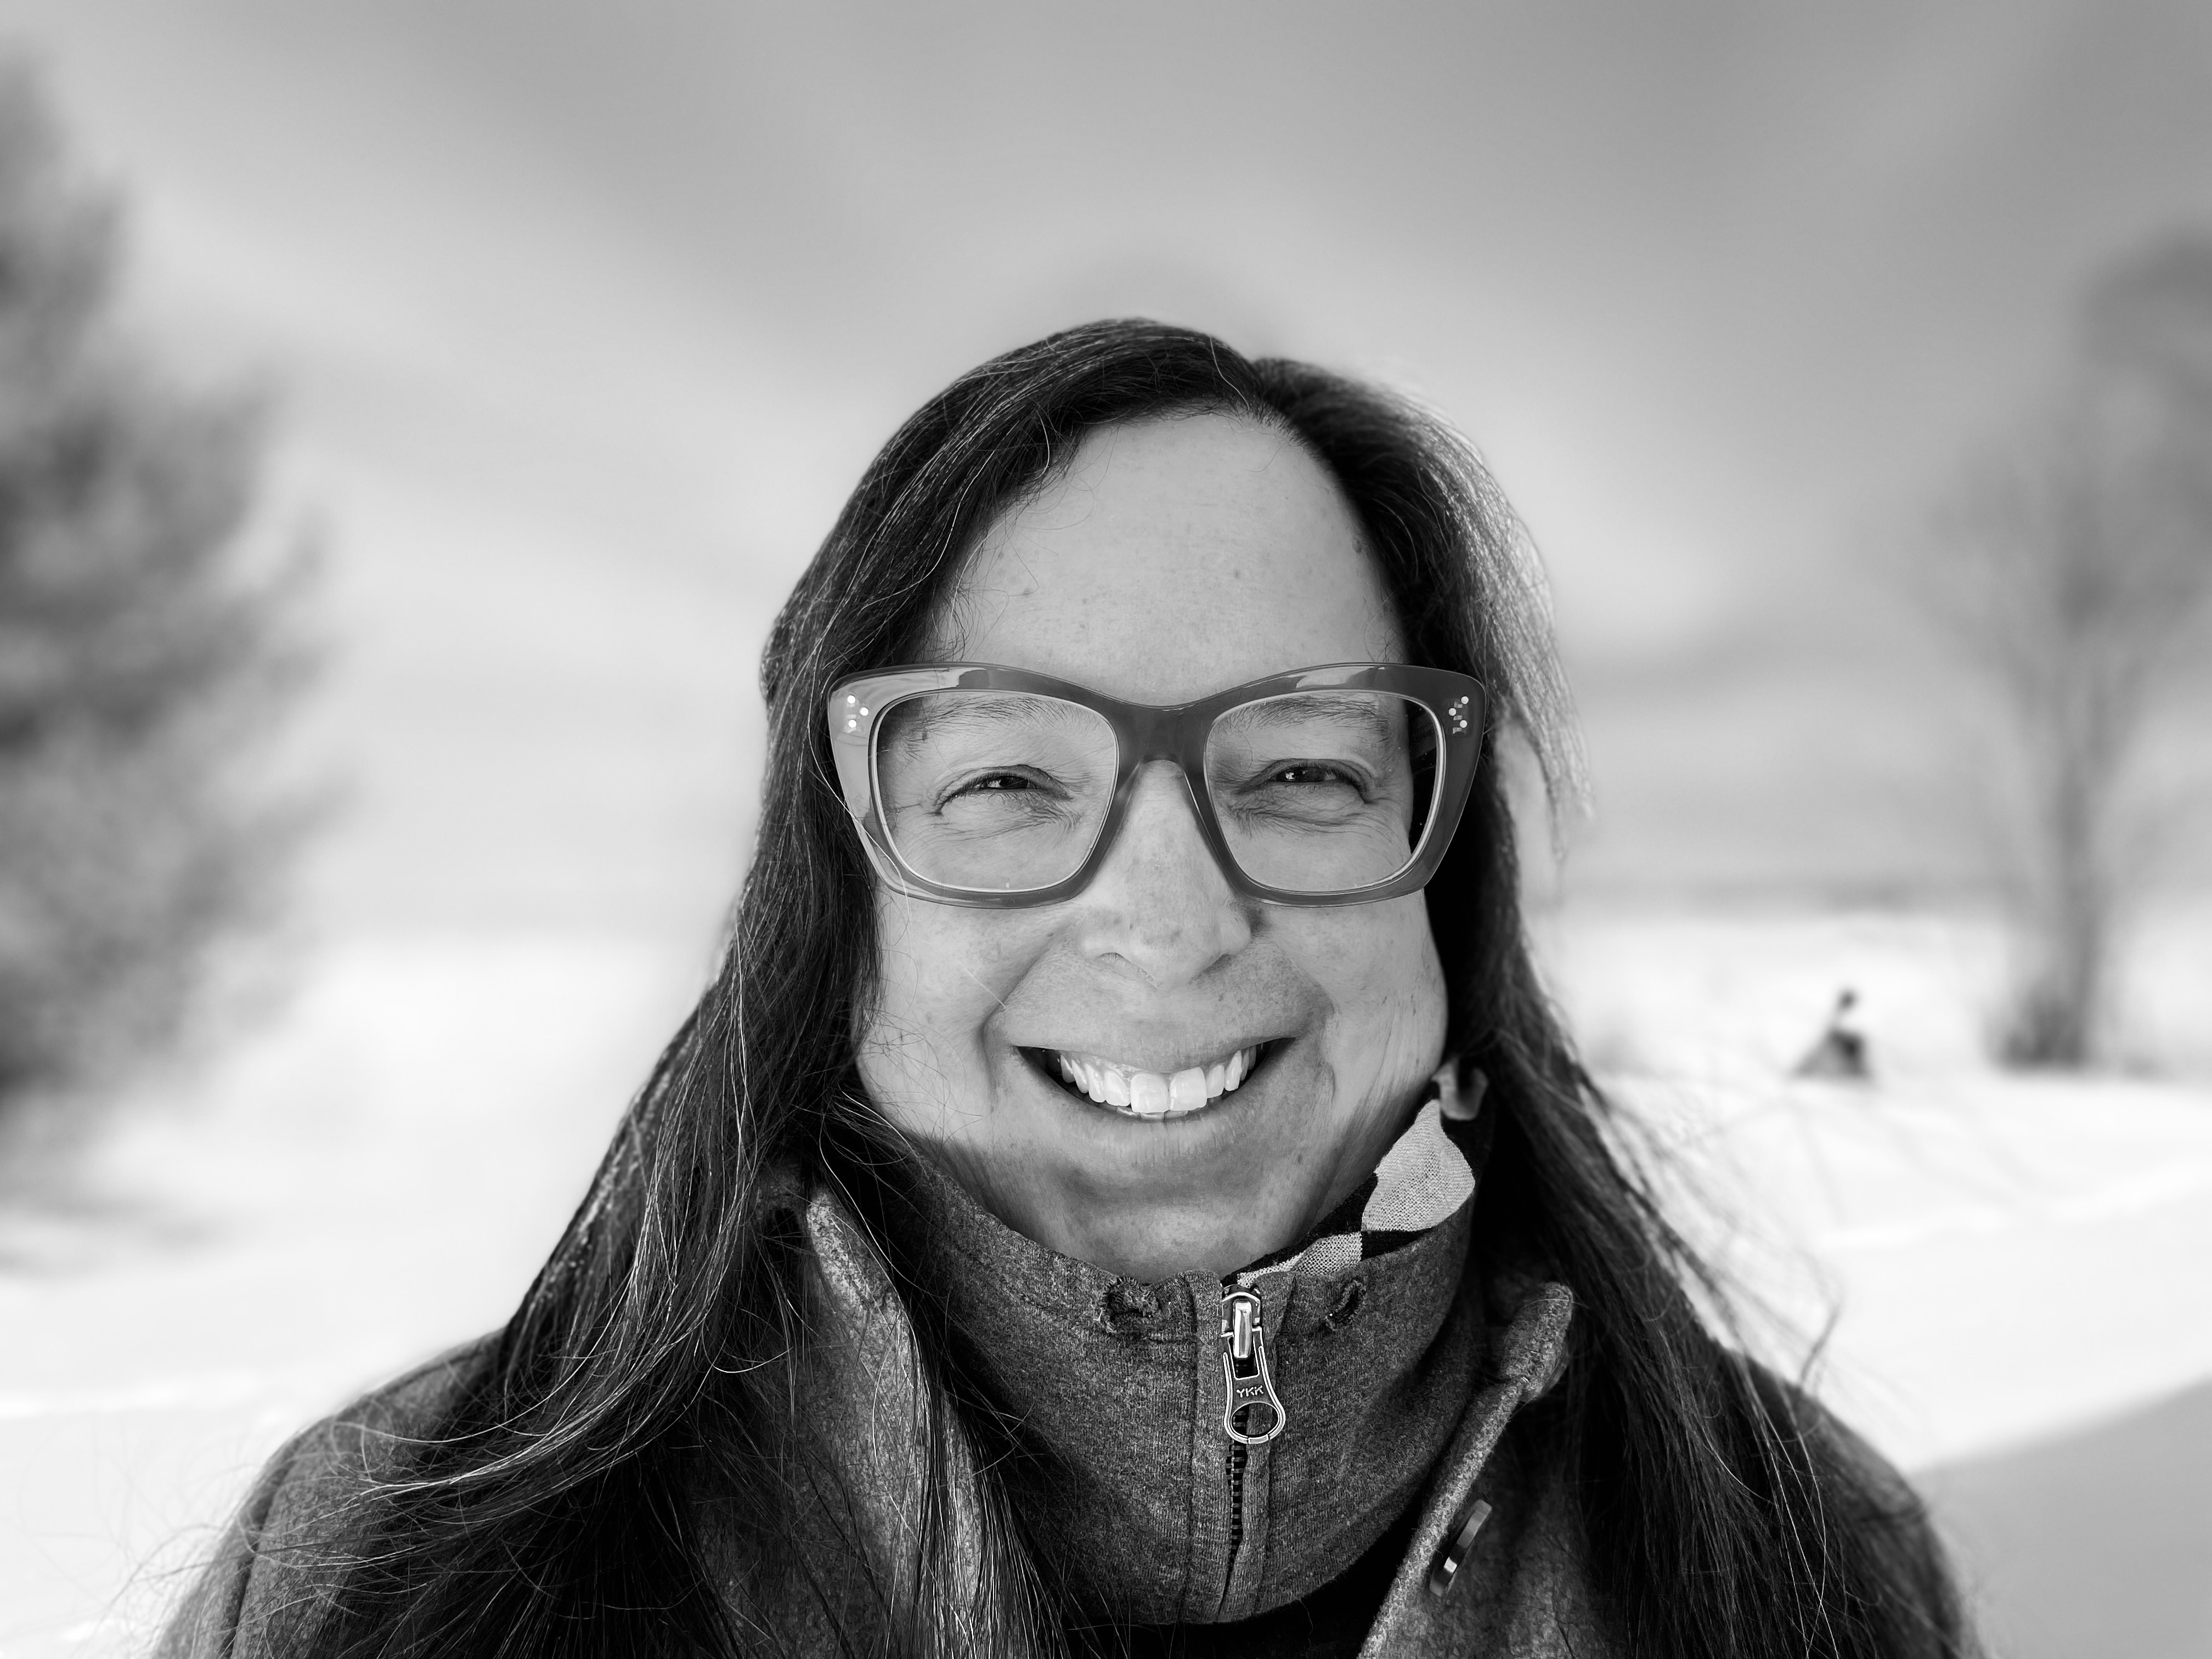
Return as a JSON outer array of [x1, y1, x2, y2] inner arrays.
[[1917, 233, 2212, 1066]]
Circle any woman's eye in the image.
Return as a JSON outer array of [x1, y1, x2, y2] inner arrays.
[[1264, 762, 1359, 790], [937, 768, 1062, 810]]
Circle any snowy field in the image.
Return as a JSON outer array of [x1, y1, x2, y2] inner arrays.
[[1537, 902, 2212, 1466], [3, 905, 2209, 1655]]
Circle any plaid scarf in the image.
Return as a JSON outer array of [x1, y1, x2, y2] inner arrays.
[[1232, 1065, 1485, 1288]]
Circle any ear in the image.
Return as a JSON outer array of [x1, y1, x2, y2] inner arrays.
[[1434, 1058, 1487, 1122]]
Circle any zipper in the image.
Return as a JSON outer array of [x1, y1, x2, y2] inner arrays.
[[1218, 1288, 1287, 1447], [1217, 1286, 1286, 1606], [1224, 1443, 1249, 1590]]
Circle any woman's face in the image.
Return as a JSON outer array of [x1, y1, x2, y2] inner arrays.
[[857, 413, 1449, 1281]]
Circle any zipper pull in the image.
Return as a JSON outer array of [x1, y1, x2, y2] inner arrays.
[[1219, 1288, 1287, 1446]]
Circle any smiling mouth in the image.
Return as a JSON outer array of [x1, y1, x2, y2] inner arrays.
[[1025, 1043, 1272, 1120]]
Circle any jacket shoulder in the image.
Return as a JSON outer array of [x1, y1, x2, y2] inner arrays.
[[1762, 1367, 1979, 1651], [1767, 1368, 1929, 1519], [154, 1336, 498, 1658]]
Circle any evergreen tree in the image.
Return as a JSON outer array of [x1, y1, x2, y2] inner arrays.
[[0, 60, 307, 1135]]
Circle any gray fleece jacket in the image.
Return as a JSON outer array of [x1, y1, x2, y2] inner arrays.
[[155, 1172, 1599, 1657]]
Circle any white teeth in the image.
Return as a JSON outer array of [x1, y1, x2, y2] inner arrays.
[[1048, 1044, 1264, 1117]]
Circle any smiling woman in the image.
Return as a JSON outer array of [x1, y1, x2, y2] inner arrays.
[[156, 322, 1975, 1658], [848, 420, 1476, 1285]]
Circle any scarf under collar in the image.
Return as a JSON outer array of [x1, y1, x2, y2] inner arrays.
[[1231, 1093, 1477, 1287]]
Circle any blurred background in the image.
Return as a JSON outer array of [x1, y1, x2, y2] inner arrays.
[[0, 3, 2208, 1654]]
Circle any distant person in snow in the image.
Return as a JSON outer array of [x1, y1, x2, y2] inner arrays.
[[157, 323, 1976, 1658], [1797, 988, 1874, 1081]]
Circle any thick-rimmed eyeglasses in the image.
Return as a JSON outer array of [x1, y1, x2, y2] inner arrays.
[[825, 662, 1486, 908]]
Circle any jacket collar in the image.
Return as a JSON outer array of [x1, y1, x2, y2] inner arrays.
[[891, 1147, 1485, 1625], [787, 1171, 1593, 1655]]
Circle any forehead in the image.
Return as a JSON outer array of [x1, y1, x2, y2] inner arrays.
[[936, 412, 1404, 704]]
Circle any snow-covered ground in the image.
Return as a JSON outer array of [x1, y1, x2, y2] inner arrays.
[[3, 905, 2209, 1655], [0, 933, 706, 1657], [1536, 903, 2212, 1469]]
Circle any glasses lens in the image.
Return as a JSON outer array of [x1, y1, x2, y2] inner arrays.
[[1203, 691, 1441, 894], [872, 691, 1118, 893]]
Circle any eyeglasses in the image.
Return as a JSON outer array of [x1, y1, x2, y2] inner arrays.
[[825, 662, 1486, 908]]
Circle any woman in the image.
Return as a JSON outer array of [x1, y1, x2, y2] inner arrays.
[[161, 321, 1973, 1657]]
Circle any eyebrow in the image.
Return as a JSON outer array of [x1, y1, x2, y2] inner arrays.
[[882, 693, 1101, 755], [1213, 693, 1406, 747]]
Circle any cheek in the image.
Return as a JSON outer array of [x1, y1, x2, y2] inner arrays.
[[1301, 899, 1448, 1087], [859, 891, 1037, 1107]]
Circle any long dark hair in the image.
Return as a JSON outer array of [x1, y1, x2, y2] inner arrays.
[[299, 322, 1969, 1656]]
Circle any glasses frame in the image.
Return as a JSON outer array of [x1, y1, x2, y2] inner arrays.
[[826, 661, 1487, 909]]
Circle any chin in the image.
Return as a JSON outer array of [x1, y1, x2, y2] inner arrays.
[[1054, 1200, 1279, 1284], [979, 1038, 1360, 1276]]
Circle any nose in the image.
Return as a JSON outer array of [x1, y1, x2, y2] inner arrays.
[[1074, 761, 1254, 986]]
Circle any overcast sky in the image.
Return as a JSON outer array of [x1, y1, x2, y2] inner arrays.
[[5, 0, 2210, 938]]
